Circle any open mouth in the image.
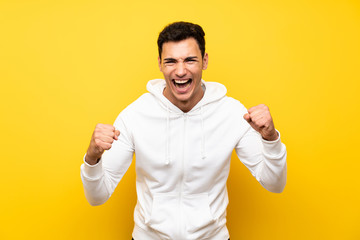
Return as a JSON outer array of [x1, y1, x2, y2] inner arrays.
[[172, 79, 192, 89]]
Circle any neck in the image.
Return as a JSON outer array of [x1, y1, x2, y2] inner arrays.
[[163, 87, 204, 113]]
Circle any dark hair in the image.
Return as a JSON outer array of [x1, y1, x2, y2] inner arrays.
[[157, 21, 205, 60]]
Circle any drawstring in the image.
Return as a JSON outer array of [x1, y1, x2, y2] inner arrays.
[[165, 104, 170, 165], [200, 106, 206, 159]]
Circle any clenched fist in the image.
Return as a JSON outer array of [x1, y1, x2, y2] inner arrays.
[[243, 104, 279, 141], [85, 124, 120, 165]]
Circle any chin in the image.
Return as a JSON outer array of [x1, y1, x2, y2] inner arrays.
[[174, 93, 193, 103]]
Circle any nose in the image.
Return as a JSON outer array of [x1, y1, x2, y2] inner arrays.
[[175, 62, 187, 78]]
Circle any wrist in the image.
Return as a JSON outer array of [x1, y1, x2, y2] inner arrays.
[[262, 131, 279, 141], [85, 152, 101, 165]]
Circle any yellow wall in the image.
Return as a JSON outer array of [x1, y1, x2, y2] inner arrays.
[[1, 0, 359, 239]]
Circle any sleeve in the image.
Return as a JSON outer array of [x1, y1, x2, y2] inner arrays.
[[80, 114, 135, 206], [235, 126, 287, 193]]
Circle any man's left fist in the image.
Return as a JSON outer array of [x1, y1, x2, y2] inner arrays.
[[243, 104, 279, 141]]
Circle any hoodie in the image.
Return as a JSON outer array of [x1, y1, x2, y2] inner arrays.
[[80, 79, 287, 240]]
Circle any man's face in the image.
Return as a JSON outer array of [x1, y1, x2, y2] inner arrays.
[[159, 38, 208, 112]]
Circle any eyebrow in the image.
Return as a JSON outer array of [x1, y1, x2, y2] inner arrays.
[[185, 56, 198, 61], [163, 58, 176, 62], [163, 56, 199, 62]]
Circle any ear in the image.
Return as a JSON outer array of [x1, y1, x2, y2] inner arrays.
[[158, 56, 162, 72], [202, 53, 209, 70]]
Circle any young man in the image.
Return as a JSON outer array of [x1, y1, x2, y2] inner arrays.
[[81, 22, 287, 240]]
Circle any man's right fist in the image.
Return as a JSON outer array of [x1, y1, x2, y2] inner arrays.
[[85, 124, 120, 165]]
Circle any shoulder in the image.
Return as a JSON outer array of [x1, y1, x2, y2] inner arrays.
[[114, 92, 163, 125], [221, 96, 248, 114]]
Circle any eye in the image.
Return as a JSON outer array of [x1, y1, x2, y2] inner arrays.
[[164, 60, 176, 65], [185, 59, 197, 64]]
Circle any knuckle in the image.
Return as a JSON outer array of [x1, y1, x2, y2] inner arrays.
[[93, 132, 100, 139], [104, 124, 114, 130], [94, 128, 101, 135], [107, 132, 114, 139], [94, 139, 101, 145]]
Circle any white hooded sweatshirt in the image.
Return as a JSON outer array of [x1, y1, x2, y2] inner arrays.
[[80, 79, 287, 240]]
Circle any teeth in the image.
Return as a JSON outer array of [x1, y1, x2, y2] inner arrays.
[[174, 79, 189, 84]]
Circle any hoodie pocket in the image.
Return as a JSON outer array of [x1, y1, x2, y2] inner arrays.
[[183, 193, 216, 238], [147, 193, 217, 239], [147, 193, 178, 239]]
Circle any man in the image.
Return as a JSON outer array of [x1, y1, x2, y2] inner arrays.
[[81, 22, 287, 240]]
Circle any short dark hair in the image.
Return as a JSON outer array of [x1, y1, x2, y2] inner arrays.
[[157, 21, 205, 60]]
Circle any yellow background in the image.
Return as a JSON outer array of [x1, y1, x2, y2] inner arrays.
[[1, 0, 359, 239]]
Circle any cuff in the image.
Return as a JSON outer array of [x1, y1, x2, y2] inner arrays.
[[261, 130, 284, 156], [81, 153, 103, 179]]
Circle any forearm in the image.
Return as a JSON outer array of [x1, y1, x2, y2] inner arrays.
[[255, 136, 287, 193], [80, 156, 111, 206], [236, 128, 287, 193]]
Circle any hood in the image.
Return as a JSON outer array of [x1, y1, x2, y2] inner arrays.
[[146, 79, 227, 165], [146, 79, 227, 113]]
